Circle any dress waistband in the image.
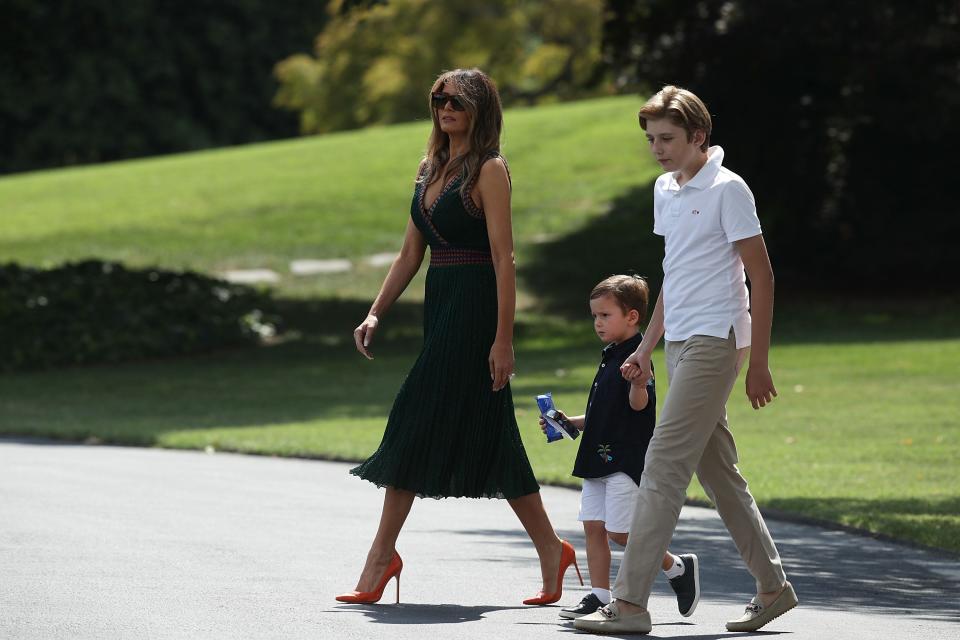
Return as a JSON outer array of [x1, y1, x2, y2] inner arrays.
[[429, 247, 493, 267]]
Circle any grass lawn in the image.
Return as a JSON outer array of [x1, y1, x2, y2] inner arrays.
[[0, 95, 656, 300], [2, 299, 958, 552], [1, 95, 958, 552]]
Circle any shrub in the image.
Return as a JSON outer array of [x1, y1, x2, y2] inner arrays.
[[0, 260, 280, 371], [602, 0, 960, 291], [0, 0, 328, 173]]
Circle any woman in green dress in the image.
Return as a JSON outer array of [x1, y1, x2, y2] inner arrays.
[[336, 69, 580, 606]]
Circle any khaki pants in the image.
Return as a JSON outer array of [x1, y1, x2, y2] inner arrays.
[[612, 331, 786, 607]]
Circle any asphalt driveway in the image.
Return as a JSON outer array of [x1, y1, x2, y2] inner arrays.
[[1, 440, 957, 639]]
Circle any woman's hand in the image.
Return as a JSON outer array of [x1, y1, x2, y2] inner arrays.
[[488, 339, 514, 392], [620, 349, 652, 384], [353, 314, 379, 360]]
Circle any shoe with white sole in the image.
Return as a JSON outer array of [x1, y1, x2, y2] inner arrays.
[[667, 553, 700, 617]]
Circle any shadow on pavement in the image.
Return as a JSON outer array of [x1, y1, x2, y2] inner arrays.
[[332, 601, 792, 638], [553, 627, 788, 640], [437, 509, 960, 623], [330, 603, 529, 624], [519, 181, 960, 344]]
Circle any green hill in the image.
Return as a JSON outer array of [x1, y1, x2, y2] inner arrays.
[[0, 95, 658, 300], [2, 95, 958, 553]]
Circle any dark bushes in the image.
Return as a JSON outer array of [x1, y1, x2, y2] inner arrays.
[[0, 0, 328, 173], [0, 260, 279, 371], [602, 0, 960, 291]]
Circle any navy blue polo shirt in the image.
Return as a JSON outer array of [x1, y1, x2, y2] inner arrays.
[[572, 332, 656, 485]]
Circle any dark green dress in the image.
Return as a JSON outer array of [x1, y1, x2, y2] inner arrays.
[[350, 155, 540, 499]]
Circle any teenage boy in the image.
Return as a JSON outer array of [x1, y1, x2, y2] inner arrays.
[[575, 86, 798, 634]]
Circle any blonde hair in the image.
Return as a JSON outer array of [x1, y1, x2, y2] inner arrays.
[[421, 69, 503, 194], [638, 85, 712, 152], [590, 275, 650, 320]]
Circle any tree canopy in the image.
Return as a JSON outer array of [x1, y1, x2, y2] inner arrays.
[[0, 0, 327, 174], [273, 0, 606, 134], [603, 0, 960, 290]]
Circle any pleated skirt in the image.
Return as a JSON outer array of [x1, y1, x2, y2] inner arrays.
[[350, 263, 540, 499]]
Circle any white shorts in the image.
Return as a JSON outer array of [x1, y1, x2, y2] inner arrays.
[[578, 471, 640, 534]]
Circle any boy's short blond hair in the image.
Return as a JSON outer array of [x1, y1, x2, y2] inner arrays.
[[638, 85, 712, 152], [590, 275, 649, 320]]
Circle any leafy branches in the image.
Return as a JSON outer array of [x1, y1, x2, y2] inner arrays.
[[273, 0, 607, 134]]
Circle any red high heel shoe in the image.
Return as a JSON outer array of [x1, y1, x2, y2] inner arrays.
[[335, 552, 403, 604], [523, 539, 583, 605]]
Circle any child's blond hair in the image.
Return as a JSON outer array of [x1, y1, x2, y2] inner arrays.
[[590, 275, 649, 320], [638, 85, 712, 152]]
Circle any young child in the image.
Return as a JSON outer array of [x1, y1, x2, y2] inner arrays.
[[541, 275, 700, 620], [574, 87, 797, 635]]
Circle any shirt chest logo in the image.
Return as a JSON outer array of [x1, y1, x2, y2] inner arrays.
[[691, 209, 700, 215], [597, 444, 613, 463]]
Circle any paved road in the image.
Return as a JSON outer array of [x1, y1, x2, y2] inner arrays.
[[1, 440, 958, 639]]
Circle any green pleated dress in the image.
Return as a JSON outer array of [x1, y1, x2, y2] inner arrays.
[[350, 155, 540, 499]]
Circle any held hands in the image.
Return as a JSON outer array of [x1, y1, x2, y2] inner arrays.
[[353, 314, 379, 360], [745, 364, 778, 409], [488, 340, 514, 392], [620, 349, 653, 385]]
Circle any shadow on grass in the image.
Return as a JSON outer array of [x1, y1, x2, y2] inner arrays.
[[3, 187, 959, 541], [2, 264, 958, 448], [518, 180, 960, 343], [4, 172, 957, 444], [273, 296, 425, 349], [519, 181, 664, 317], [0, 298, 419, 443], [0, 295, 598, 446]]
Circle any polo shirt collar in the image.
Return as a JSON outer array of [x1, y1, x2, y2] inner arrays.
[[668, 145, 724, 191], [602, 331, 643, 359]]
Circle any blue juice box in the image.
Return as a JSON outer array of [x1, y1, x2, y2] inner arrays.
[[536, 392, 579, 443]]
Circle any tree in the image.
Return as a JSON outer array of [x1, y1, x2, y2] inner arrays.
[[603, 0, 960, 291], [273, 0, 606, 134], [0, 0, 328, 174]]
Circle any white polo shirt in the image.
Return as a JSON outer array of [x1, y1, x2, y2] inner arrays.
[[653, 146, 761, 348]]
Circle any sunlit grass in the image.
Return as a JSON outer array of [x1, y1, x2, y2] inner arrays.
[[0, 95, 655, 300], [2, 306, 958, 551], [1, 95, 957, 552]]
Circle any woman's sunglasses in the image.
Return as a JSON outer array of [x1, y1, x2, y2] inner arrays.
[[431, 93, 467, 112]]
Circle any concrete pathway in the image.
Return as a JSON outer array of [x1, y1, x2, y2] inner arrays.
[[1, 440, 957, 639], [220, 253, 398, 284]]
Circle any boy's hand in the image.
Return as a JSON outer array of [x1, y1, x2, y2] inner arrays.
[[538, 415, 548, 434], [621, 350, 652, 385], [539, 409, 568, 434], [745, 365, 778, 409]]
